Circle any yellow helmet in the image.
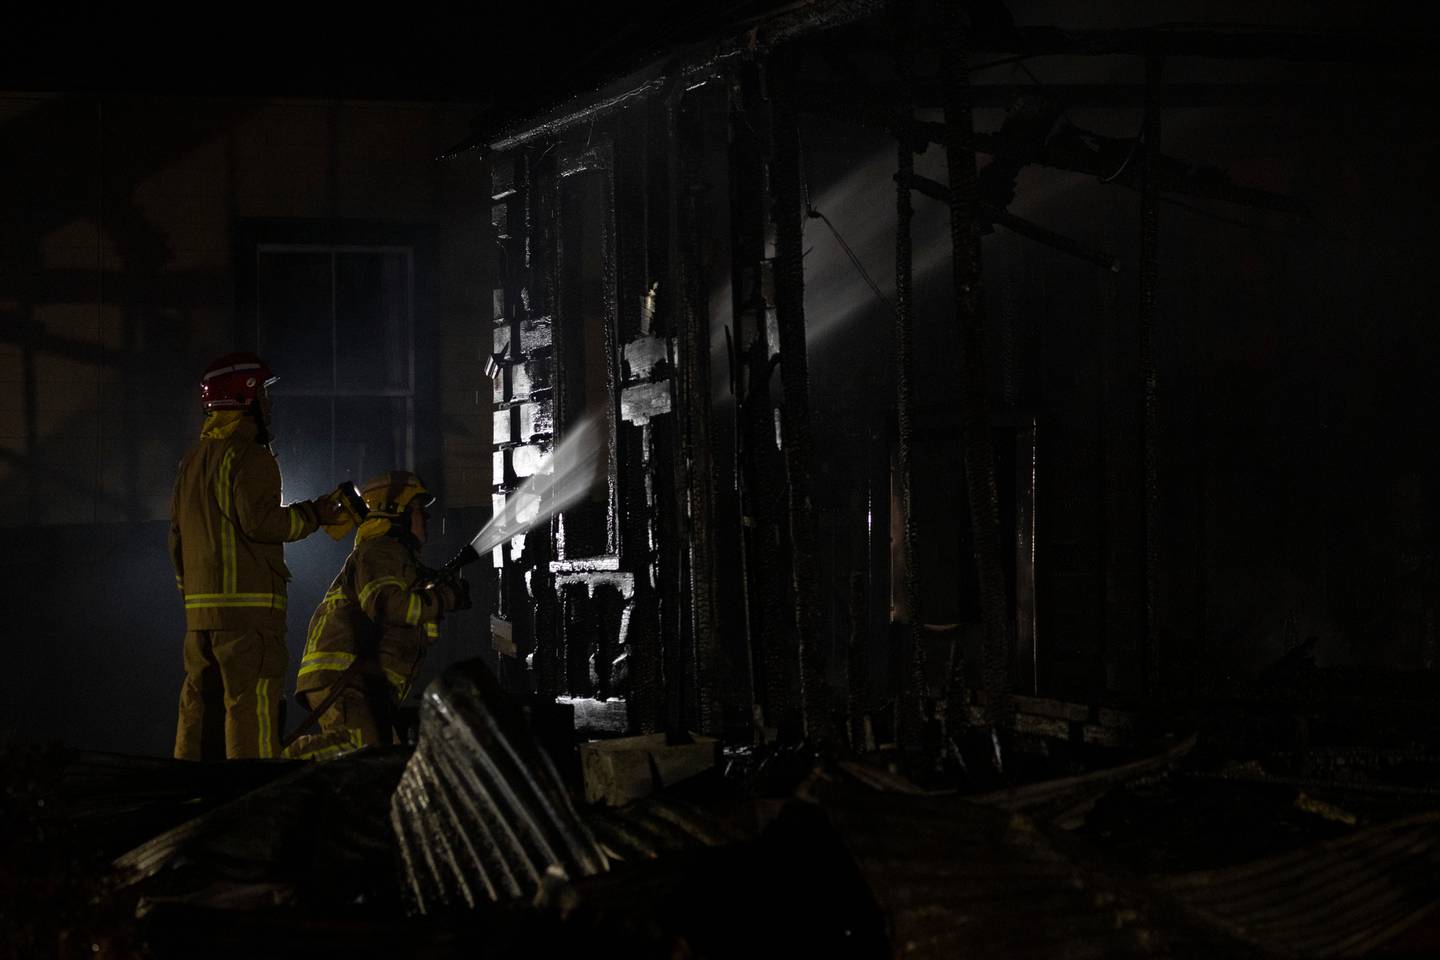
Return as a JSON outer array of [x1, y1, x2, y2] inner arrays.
[[360, 470, 435, 519]]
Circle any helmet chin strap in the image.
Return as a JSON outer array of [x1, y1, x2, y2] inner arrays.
[[249, 399, 272, 448], [388, 511, 422, 552]]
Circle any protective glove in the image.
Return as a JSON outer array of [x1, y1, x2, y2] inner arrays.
[[434, 576, 473, 613], [320, 481, 367, 539], [310, 494, 344, 527]]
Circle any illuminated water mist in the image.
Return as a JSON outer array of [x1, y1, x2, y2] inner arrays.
[[470, 415, 604, 557]]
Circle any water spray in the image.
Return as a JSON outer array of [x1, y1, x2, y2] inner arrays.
[[429, 415, 606, 583]]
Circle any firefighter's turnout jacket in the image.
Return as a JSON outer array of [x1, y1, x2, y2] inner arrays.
[[170, 411, 321, 760], [170, 413, 320, 628], [294, 520, 444, 739]]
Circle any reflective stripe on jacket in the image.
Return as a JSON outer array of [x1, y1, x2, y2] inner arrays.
[[169, 414, 319, 630], [295, 533, 443, 705]]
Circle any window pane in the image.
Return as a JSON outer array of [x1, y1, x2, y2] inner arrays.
[[335, 251, 410, 393], [258, 251, 332, 391], [334, 396, 411, 481], [268, 395, 333, 501]]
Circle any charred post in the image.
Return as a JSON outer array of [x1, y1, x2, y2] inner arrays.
[[730, 57, 802, 740], [891, 0, 930, 754], [614, 110, 664, 734], [674, 90, 725, 738], [938, 0, 1012, 734], [1139, 56, 1164, 697], [768, 51, 838, 745]]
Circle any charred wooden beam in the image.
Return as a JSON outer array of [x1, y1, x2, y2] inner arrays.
[[806, 86, 1307, 216], [938, 0, 1011, 737], [446, 9, 1440, 159], [892, 0, 929, 755], [900, 171, 1121, 271], [531, 145, 564, 700], [730, 59, 801, 741], [651, 94, 689, 738], [674, 90, 725, 738], [977, 24, 1440, 62], [806, 80, 1430, 112], [975, 125, 1309, 216], [614, 110, 663, 733], [1139, 58, 1163, 697], [986, 203, 1120, 272], [770, 53, 839, 745], [495, 152, 532, 696]]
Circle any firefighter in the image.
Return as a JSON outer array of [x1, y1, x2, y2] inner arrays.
[[284, 471, 469, 760], [170, 352, 342, 760]]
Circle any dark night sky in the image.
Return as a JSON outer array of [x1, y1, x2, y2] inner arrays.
[[8, 3, 1436, 104], [0, 5, 777, 103]]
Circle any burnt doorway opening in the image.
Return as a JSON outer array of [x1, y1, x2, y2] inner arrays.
[[886, 412, 1039, 730]]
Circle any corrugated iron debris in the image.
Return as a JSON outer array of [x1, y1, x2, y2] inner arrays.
[[7, 659, 1440, 957]]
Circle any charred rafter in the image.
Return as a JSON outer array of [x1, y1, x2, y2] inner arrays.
[[803, 86, 1308, 216], [900, 171, 1120, 273]]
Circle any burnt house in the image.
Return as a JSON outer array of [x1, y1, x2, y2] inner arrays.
[[460, 0, 1433, 753], [12, 3, 1440, 957]]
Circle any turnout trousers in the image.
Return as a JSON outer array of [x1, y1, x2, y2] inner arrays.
[[281, 677, 391, 760], [174, 627, 287, 760]]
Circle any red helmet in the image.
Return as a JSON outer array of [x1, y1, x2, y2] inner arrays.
[[200, 353, 277, 410]]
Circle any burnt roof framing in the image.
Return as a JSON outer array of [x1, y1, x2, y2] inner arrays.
[[457, 0, 1440, 161]]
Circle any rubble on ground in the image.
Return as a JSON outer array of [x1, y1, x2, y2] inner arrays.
[[6, 658, 1440, 958]]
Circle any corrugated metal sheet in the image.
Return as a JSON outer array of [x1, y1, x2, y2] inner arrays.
[[837, 735, 1196, 829], [390, 661, 608, 912], [815, 784, 1241, 960], [974, 735, 1197, 827], [1158, 811, 1440, 957], [587, 796, 754, 861]]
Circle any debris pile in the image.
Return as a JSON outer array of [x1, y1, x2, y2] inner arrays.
[[6, 660, 1440, 957]]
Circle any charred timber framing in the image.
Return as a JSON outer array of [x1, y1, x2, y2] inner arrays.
[[805, 80, 1434, 112], [770, 55, 838, 744], [550, 133, 627, 703], [1097, 247, 1127, 695], [599, 146, 625, 702], [939, 0, 1011, 733], [500, 152, 547, 696], [802, 19, 1440, 69], [968, 25, 1440, 62], [899, 170, 1120, 273], [552, 148, 584, 700], [531, 145, 564, 701], [661, 92, 695, 736], [808, 92, 1305, 218], [671, 90, 725, 738], [1139, 59, 1163, 696], [454, 0, 1440, 755], [447, 12, 1440, 158], [891, 0, 927, 753], [445, 0, 1440, 159], [614, 112, 663, 734], [645, 98, 687, 737], [729, 59, 801, 739]]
